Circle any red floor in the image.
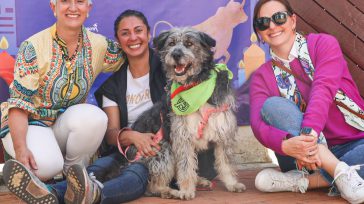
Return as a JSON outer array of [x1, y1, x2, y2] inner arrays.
[[0, 168, 347, 204]]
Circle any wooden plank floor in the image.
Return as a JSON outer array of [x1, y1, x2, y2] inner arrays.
[[0, 169, 347, 204]]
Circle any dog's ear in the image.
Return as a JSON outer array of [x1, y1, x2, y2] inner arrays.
[[153, 30, 171, 51], [199, 32, 216, 48]]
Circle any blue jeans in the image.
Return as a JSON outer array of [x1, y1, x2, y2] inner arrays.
[[50, 152, 149, 204], [197, 145, 217, 180], [261, 97, 364, 185]]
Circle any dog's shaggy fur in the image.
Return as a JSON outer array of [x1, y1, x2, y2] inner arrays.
[[126, 27, 245, 200], [126, 99, 176, 198]]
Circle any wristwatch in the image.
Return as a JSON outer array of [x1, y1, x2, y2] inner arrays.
[[300, 127, 313, 135]]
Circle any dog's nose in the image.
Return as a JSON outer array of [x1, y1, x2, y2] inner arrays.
[[171, 49, 183, 61]]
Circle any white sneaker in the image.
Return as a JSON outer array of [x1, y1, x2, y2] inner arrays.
[[333, 162, 364, 204], [255, 168, 308, 193]]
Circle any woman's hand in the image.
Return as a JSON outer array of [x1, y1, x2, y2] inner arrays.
[[14, 146, 38, 171], [296, 153, 321, 171], [282, 135, 320, 164], [8, 108, 37, 171], [124, 131, 161, 157]]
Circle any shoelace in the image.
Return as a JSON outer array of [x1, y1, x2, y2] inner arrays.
[[328, 186, 340, 197], [297, 168, 309, 193], [296, 178, 308, 193], [89, 172, 104, 189], [332, 164, 364, 185], [299, 167, 310, 177], [293, 163, 309, 193], [270, 170, 307, 193]]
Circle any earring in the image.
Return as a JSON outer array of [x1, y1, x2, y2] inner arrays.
[[87, 13, 89, 18], [54, 12, 57, 17]]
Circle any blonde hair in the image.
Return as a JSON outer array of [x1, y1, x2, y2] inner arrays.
[[50, 0, 93, 5]]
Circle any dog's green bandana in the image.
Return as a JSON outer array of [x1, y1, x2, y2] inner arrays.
[[171, 64, 233, 115]]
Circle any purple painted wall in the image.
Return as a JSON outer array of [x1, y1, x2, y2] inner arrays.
[[0, 0, 265, 125]]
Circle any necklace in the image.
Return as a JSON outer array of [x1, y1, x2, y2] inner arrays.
[[56, 31, 82, 74]]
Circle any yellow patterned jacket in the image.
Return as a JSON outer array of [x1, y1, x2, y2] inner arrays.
[[0, 24, 125, 137]]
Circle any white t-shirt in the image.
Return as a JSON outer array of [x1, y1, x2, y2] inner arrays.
[[102, 67, 153, 127]]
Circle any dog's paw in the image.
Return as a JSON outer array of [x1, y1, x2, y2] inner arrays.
[[144, 190, 162, 197], [196, 177, 213, 191], [226, 182, 246, 193], [160, 191, 173, 199], [169, 189, 196, 200]]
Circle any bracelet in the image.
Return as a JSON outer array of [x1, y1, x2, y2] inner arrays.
[[116, 127, 134, 162], [116, 127, 132, 144]]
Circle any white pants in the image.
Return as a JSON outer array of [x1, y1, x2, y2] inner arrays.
[[2, 104, 108, 180]]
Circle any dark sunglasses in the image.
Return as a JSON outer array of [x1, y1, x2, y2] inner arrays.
[[254, 11, 292, 31]]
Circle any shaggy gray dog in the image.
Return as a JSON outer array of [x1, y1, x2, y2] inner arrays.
[[125, 27, 245, 200], [153, 27, 246, 199]]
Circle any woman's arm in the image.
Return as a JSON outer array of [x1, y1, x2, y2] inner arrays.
[[302, 34, 346, 134], [250, 68, 318, 163], [101, 39, 125, 73], [7, 41, 40, 170], [8, 108, 38, 170], [103, 106, 160, 157], [103, 106, 122, 146], [250, 69, 291, 155]]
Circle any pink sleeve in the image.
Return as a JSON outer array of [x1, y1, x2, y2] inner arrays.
[[249, 66, 289, 155], [302, 35, 346, 134]]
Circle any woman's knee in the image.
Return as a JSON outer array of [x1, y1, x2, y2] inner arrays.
[[65, 104, 108, 131], [261, 97, 302, 135], [2, 127, 64, 181], [261, 97, 299, 116], [63, 104, 108, 146], [35, 158, 64, 181]]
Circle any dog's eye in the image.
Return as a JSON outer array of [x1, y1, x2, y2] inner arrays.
[[168, 42, 176, 46], [186, 42, 193, 47]]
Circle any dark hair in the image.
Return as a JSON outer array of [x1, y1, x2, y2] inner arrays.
[[253, 0, 294, 42], [114, 9, 150, 39]]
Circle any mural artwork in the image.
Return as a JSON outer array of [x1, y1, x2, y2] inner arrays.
[[0, 0, 268, 125]]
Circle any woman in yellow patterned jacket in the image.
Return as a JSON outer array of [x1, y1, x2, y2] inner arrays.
[[1, 1, 124, 203]]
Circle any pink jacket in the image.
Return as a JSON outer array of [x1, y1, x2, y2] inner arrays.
[[250, 33, 364, 155]]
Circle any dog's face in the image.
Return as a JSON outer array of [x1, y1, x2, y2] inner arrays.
[[154, 27, 216, 84]]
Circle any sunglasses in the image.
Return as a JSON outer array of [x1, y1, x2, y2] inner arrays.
[[254, 11, 292, 31]]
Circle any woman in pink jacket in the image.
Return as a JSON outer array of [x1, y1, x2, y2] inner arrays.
[[250, 0, 364, 203]]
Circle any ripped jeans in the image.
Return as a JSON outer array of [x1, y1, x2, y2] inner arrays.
[[261, 96, 364, 187]]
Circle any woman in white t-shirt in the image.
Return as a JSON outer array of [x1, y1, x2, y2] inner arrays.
[[92, 10, 167, 203], [97, 10, 165, 159]]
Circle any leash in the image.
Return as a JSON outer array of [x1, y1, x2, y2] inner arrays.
[[197, 104, 229, 139], [117, 113, 164, 162]]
